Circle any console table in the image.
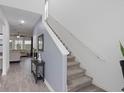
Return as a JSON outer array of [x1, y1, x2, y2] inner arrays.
[[31, 58, 45, 83]]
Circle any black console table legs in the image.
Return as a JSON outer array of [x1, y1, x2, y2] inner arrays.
[[31, 58, 45, 84]]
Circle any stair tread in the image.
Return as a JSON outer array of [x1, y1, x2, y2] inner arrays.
[[67, 68, 85, 76], [67, 61, 79, 66], [68, 76, 92, 91], [77, 84, 105, 92]]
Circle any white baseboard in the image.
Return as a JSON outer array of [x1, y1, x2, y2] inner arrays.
[[2, 72, 6, 76], [45, 79, 55, 92], [2, 66, 9, 76]]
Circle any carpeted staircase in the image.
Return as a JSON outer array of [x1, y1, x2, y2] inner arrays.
[[47, 23, 105, 92], [67, 54, 105, 92]]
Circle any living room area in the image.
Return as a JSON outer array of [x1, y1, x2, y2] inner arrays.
[[1, 4, 41, 63], [9, 32, 32, 63]]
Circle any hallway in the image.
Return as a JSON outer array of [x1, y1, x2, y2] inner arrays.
[[0, 58, 49, 92]]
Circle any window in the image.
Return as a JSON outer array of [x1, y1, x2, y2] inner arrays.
[[15, 40, 23, 50], [9, 37, 31, 52], [24, 40, 31, 51], [25, 40, 31, 45], [9, 40, 13, 49]]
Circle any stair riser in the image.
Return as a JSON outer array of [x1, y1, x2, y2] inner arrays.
[[68, 73, 85, 80], [69, 81, 92, 92], [67, 79, 72, 85], [67, 57, 75, 62], [77, 85, 106, 92]]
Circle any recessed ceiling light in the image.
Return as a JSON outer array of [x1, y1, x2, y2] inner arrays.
[[9, 40, 12, 42], [20, 20, 25, 24], [17, 35, 20, 38]]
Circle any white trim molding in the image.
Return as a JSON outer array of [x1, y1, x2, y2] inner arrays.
[[45, 79, 55, 92]]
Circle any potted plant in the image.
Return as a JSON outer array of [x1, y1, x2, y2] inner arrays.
[[119, 42, 124, 91]]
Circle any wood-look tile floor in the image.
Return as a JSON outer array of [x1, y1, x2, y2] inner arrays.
[[0, 57, 49, 92]]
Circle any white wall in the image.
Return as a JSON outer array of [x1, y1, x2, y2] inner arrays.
[[48, 0, 124, 91], [0, 8, 10, 75], [0, 0, 45, 14], [33, 19, 69, 91]]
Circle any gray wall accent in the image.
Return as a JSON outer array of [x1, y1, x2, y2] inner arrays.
[[33, 19, 68, 91]]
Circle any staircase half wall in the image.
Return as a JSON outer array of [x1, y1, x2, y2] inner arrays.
[[33, 18, 69, 92]]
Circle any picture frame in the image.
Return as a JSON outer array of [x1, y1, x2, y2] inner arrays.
[[38, 34, 44, 51]]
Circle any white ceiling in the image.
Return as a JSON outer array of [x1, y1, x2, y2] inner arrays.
[[0, 5, 41, 36], [0, 0, 44, 14]]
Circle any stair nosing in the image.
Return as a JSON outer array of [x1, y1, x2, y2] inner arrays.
[[68, 61, 80, 66], [67, 68, 85, 76], [68, 76, 92, 91]]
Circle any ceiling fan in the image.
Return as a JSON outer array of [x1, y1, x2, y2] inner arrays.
[[11, 32, 27, 38]]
